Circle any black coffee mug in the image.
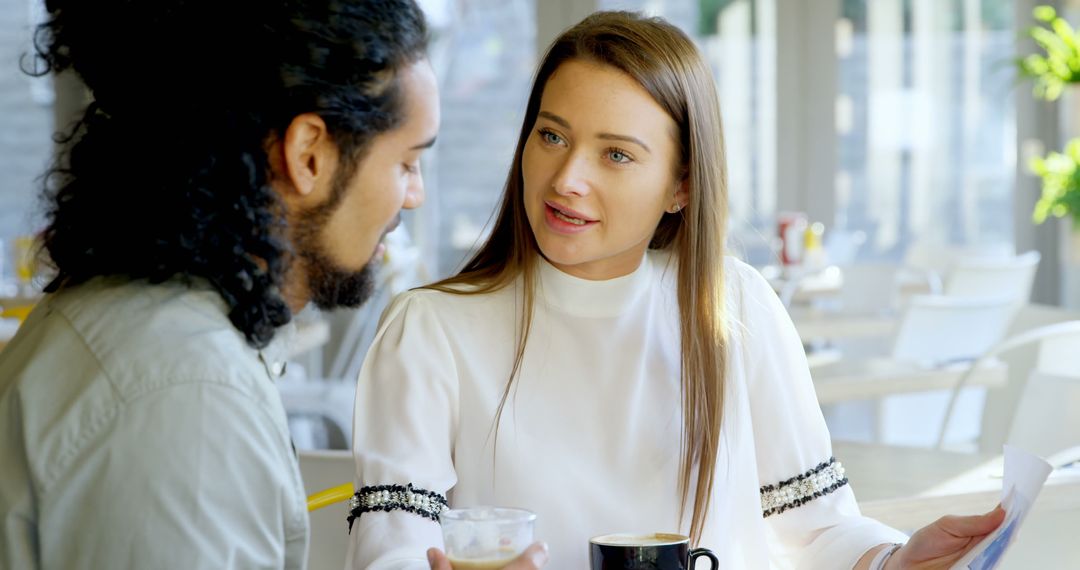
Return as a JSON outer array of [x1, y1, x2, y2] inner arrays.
[[589, 533, 719, 570]]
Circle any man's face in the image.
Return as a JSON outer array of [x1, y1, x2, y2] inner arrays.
[[294, 59, 439, 310]]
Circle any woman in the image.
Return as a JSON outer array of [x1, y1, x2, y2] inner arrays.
[[347, 11, 1003, 569]]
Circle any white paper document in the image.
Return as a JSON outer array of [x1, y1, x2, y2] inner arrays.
[[950, 445, 1053, 570]]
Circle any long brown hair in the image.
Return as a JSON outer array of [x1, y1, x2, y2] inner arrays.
[[427, 11, 728, 543]]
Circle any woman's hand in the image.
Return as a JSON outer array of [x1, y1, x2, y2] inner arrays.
[[887, 505, 1005, 569], [427, 542, 549, 570]]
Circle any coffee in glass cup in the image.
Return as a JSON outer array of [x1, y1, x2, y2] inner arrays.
[[440, 507, 536, 570]]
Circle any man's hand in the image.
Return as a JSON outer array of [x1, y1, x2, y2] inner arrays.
[[427, 542, 549, 570], [887, 505, 1006, 569]]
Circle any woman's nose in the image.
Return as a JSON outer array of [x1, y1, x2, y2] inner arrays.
[[550, 154, 592, 197]]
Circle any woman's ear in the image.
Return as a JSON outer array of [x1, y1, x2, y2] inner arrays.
[[670, 177, 689, 213]]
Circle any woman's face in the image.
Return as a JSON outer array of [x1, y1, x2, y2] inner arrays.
[[522, 59, 686, 281]]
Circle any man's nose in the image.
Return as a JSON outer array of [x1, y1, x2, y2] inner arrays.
[[404, 171, 425, 209]]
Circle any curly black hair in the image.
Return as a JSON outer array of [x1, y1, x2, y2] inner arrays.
[[30, 0, 428, 348]]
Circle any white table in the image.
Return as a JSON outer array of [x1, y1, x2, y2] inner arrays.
[[836, 441, 1080, 566], [760, 264, 843, 303], [791, 311, 898, 341], [811, 358, 1007, 404], [760, 264, 933, 305], [837, 441, 993, 504]]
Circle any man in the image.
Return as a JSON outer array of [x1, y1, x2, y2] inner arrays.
[[0, 0, 438, 567]]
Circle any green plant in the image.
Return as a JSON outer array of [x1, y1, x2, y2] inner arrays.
[[1019, 6, 1080, 101], [1030, 139, 1080, 227]]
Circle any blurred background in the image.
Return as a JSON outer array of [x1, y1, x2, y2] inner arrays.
[[0, 0, 1057, 293], [2, 1, 1080, 567]]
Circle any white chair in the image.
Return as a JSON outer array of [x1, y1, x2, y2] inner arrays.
[[977, 302, 1080, 452], [836, 263, 901, 314], [323, 286, 392, 384], [903, 240, 1015, 291], [791, 264, 902, 369], [838, 323, 1080, 564], [279, 375, 356, 450], [819, 294, 1015, 446], [936, 321, 1080, 453], [282, 225, 430, 452], [299, 450, 355, 570], [890, 295, 1015, 367], [944, 250, 1041, 318], [325, 224, 429, 383], [896, 265, 944, 296], [877, 294, 1016, 447], [902, 240, 957, 280], [1008, 371, 1080, 457]]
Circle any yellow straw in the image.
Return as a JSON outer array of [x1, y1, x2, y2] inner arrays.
[[1, 304, 34, 323], [306, 483, 354, 512]]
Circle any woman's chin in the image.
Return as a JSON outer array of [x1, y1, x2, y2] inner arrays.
[[535, 242, 585, 268]]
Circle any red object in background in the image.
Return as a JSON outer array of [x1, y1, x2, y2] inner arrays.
[[777, 212, 807, 266]]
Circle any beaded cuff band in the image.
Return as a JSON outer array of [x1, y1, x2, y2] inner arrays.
[[346, 483, 449, 533], [759, 457, 848, 518]]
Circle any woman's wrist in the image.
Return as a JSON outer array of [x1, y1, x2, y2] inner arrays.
[[868, 542, 904, 570], [881, 543, 906, 570]]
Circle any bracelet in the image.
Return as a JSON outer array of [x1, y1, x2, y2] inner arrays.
[[345, 483, 449, 533], [869, 543, 903, 570]]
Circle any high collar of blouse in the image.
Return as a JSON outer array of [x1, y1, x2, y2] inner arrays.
[[536, 252, 655, 318]]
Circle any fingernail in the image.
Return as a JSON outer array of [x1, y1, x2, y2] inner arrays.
[[427, 549, 436, 566], [531, 542, 550, 566]]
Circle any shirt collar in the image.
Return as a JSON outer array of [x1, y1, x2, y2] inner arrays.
[[259, 320, 297, 379], [536, 252, 654, 318]]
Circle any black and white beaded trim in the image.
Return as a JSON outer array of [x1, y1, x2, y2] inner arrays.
[[759, 457, 848, 518], [346, 483, 449, 533]]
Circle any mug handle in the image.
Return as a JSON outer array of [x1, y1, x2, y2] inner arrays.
[[689, 548, 719, 569]]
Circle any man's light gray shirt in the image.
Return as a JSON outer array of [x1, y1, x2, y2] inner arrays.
[[0, 278, 309, 569]]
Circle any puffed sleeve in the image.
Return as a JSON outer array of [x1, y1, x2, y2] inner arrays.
[[730, 260, 909, 569], [347, 290, 459, 570]]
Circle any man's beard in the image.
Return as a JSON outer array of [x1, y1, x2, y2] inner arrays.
[[299, 240, 377, 310], [292, 169, 380, 311]]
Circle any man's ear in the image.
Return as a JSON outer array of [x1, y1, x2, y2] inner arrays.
[[280, 113, 337, 199]]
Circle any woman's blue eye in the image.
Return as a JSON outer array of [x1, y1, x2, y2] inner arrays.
[[608, 150, 631, 164], [540, 130, 563, 145]]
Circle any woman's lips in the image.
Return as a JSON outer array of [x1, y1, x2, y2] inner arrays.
[[543, 202, 598, 234], [545, 200, 597, 222]]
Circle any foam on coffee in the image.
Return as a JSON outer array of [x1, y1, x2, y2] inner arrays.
[[590, 533, 688, 546]]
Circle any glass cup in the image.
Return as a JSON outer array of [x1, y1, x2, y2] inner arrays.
[[13, 236, 35, 286], [440, 507, 535, 570]]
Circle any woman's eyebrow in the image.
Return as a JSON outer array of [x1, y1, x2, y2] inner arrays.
[[538, 110, 571, 129], [597, 133, 650, 154], [538, 110, 651, 153]]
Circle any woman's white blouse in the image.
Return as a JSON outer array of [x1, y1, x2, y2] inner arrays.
[[347, 252, 907, 569]]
